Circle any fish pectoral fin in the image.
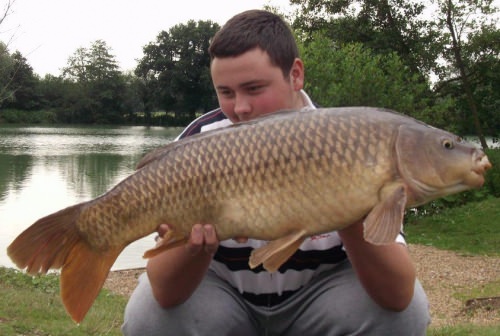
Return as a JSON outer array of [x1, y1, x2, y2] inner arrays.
[[249, 230, 307, 273], [363, 183, 407, 245], [143, 229, 188, 259]]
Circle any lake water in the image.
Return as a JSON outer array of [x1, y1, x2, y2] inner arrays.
[[0, 125, 182, 271]]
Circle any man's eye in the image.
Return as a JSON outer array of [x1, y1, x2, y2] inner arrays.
[[248, 85, 264, 93], [219, 90, 234, 98]]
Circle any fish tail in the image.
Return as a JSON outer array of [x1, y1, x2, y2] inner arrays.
[[7, 203, 124, 323]]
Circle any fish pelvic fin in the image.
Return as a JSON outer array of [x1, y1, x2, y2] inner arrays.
[[7, 202, 123, 323], [363, 183, 407, 245], [143, 229, 188, 259], [249, 229, 307, 273]]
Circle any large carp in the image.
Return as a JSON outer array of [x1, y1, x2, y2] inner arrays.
[[8, 107, 491, 322]]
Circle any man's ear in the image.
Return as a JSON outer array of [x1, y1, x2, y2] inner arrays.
[[290, 58, 304, 90]]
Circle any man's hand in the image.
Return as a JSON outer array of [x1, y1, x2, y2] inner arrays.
[[148, 223, 219, 308], [156, 223, 219, 256], [187, 224, 219, 255], [233, 236, 248, 243]]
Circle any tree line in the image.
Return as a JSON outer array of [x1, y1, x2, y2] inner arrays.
[[0, 0, 498, 147]]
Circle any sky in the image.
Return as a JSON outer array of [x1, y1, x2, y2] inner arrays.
[[2, 0, 294, 77]]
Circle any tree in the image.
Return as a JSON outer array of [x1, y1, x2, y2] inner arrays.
[[4, 51, 39, 110], [433, 0, 498, 148], [300, 33, 453, 126], [120, 71, 145, 122], [0, 41, 15, 106], [0, 0, 15, 28], [37, 74, 71, 110], [467, 30, 500, 136], [63, 40, 120, 82], [62, 40, 126, 123], [289, 0, 451, 125], [136, 20, 220, 124], [290, 0, 442, 77], [0, 0, 17, 106], [289, 0, 499, 137]]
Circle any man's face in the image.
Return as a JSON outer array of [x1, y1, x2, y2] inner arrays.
[[211, 47, 304, 122]]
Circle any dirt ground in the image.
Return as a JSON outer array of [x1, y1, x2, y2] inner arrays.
[[104, 244, 500, 328]]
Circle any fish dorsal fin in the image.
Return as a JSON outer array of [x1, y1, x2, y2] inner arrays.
[[363, 182, 407, 245], [249, 229, 307, 273], [143, 229, 189, 259], [136, 141, 190, 169]]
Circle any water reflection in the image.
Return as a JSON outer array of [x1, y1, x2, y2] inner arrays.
[[0, 125, 181, 270], [0, 154, 34, 202]]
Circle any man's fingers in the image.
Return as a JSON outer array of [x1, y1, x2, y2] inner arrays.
[[233, 236, 248, 243], [186, 225, 204, 255], [203, 225, 219, 254], [185, 224, 219, 256], [157, 223, 171, 237], [203, 225, 217, 244]]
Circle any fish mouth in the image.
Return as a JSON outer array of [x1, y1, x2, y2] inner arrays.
[[469, 152, 492, 187], [475, 153, 492, 173]]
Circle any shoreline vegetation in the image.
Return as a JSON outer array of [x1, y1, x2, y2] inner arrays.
[[0, 109, 197, 127]]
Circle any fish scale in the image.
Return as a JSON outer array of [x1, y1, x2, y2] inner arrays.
[[7, 107, 491, 323]]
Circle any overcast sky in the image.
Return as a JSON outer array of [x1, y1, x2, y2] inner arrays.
[[3, 0, 293, 77]]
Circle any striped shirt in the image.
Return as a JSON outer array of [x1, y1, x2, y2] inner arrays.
[[176, 91, 405, 307]]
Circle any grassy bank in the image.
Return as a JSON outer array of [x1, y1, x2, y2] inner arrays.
[[406, 197, 500, 335], [0, 198, 498, 335], [405, 197, 500, 257], [428, 325, 500, 336], [0, 268, 126, 335]]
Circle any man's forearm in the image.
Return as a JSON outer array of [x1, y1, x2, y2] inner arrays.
[[338, 221, 416, 311], [146, 245, 213, 308]]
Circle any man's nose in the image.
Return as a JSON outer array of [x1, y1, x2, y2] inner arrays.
[[234, 94, 251, 119]]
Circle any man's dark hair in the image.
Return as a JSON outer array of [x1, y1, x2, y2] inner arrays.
[[209, 10, 299, 78]]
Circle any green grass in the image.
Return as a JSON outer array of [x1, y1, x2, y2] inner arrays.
[[0, 268, 127, 335], [427, 325, 500, 336], [405, 197, 500, 256], [454, 279, 500, 303]]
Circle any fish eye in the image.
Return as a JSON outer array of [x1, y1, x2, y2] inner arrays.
[[442, 138, 454, 149]]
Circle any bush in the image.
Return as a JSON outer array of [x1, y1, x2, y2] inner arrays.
[[483, 148, 500, 197], [0, 109, 58, 124]]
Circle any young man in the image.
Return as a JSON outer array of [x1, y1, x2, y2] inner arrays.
[[122, 10, 430, 335]]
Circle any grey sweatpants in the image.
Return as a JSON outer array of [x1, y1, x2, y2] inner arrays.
[[122, 261, 430, 335]]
